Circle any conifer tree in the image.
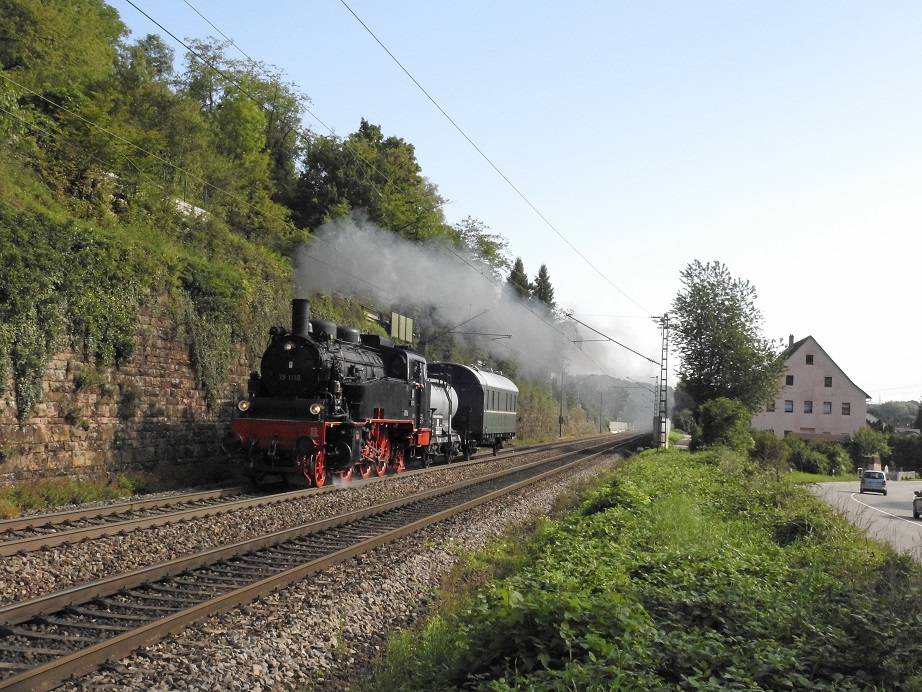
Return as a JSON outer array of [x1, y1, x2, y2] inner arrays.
[[532, 264, 555, 308], [507, 257, 530, 299]]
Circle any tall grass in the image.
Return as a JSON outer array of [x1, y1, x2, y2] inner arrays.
[[357, 448, 922, 690]]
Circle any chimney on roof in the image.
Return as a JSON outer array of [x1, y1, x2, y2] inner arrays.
[[789, 334, 794, 347]]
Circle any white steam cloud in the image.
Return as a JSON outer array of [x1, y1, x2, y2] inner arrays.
[[292, 214, 661, 389]]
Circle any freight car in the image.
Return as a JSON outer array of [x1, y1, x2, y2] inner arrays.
[[222, 299, 517, 487]]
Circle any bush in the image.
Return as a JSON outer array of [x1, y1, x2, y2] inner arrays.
[[786, 437, 830, 475], [750, 429, 789, 477], [691, 397, 752, 453]]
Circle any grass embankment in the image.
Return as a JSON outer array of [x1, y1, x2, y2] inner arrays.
[[360, 448, 922, 690], [0, 474, 149, 519], [0, 461, 235, 519]]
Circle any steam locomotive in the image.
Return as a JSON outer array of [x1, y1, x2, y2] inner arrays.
[[222, 299, 518, 487]]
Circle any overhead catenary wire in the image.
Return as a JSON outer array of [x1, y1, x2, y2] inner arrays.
[[337, 0, 652, 317], [19, 0, 662, 381]]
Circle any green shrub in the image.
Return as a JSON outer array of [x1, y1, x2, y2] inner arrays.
[[692, 397, 753, 452], [360, 450, 922, 690], [749, 429, 789, 477]]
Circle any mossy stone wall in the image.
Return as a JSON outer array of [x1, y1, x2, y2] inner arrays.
[[0, 297, 249, 485]]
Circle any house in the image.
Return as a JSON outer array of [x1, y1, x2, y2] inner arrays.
[[750, 335, 870, 441]]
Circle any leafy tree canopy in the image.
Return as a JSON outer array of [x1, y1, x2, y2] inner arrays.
[[850, 427, 891, 460], [671, 259, 784, 415], [454, 216, 510, 278], [867, 400, 920, 429], [0, 0, 125, 91], [291, 119, 450, 241], [178, 38, 307, 199]]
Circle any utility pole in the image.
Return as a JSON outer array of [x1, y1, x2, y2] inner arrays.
[[558, 370, 564, 438], [658, 314, 669, 448]]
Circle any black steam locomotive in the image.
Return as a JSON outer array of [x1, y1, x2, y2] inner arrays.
[[222, 299, 517, 487]]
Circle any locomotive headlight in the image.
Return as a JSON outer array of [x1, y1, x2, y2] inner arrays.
[[237, 399, 251, 412], [310, 403, 322, 415], [283, 341, 294, 351]]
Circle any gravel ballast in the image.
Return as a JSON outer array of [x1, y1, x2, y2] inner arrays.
[[6, 450, 623, 691]]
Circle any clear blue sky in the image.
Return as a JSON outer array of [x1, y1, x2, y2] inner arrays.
[[108, 0, 922, 403]]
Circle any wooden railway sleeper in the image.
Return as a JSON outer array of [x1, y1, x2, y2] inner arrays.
[[172, 573, 250, 587], [65, 605, 151, 623], [92, 597, 177, 614], [142, 582, 225, 597], [212, 562, 277, 578], [234, 554, 305, 568], [0, 626, 93, 644], [34, 616, 135, 634], [122, 588, 201, 606], [2, 643, 69, 656], [196, 564, 276, 579], [260, 545, 314, 560]]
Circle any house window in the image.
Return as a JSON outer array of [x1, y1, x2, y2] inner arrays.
[[784, 430, 792, 436], [806, 354, 814, 364], [842, 402, 851, 415], [804, 401, 813, 414], [785, 375, 794, 385], [784, 400, 794, 413], [823, 402, 832, 414], [767, 400, 776, 412], [824, 377, 832, 387]]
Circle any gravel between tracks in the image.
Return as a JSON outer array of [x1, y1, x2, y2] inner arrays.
[[10, 449, 622, 690]]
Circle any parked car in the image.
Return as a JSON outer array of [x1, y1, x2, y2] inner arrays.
[[913, 490, 922, 519], [859, 470, 887, 496]]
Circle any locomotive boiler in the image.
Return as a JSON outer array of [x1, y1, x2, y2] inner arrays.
[[222, 299, 515, 487]]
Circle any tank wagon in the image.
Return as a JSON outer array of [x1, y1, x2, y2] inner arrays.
[[427, 362, 518, 458]]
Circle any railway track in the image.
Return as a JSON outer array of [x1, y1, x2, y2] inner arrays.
[[0, 433, 647, 690], [0, 436, 610, 557]]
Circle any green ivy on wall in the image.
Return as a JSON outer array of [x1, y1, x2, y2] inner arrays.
[[0, 208, 142, 420]]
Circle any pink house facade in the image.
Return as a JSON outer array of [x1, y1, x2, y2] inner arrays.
[[751, 335, 869, 441]]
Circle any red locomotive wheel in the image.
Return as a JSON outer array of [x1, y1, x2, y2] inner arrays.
[[359, 464, 373, 480], [339, 466, 354, 482], [392, 447, 406, 474], [374, 459, 387, 477], [311, 455, 327, 488]]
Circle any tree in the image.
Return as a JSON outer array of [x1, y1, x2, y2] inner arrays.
[[178, 38, 307, 199], [671, 260, 784, 415], [849, 427, 891, 463], [0, 0, 125, 90], [531, 264, 555, 308], [454, 217, 510, 279], [292, 119, 450, 240], [507, 257, 530, 299]]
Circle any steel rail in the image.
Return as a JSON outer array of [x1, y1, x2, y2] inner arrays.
[[0, 434, 617, 557], [0, 486, 250, 532], [0, 435, 647, 691]]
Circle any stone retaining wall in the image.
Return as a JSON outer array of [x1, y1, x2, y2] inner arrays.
[[0, 299, 250, 485]]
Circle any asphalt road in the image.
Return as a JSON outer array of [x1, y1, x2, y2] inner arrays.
[[811, 479, 922, 560]]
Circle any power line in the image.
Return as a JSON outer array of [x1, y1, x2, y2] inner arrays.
[[565, 313, 659, 366], [337, 0, 652, 316]]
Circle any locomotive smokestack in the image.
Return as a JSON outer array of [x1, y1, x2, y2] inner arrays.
[[292, 299, 312, 338]]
